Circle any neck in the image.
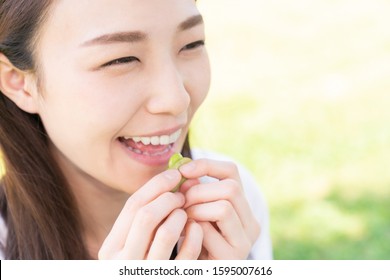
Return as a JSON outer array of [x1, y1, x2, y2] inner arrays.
[[53, 151, 130, 259], [75, 179, 128, 259]]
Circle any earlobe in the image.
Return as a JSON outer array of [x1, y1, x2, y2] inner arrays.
[[0, 53, 39, 114]]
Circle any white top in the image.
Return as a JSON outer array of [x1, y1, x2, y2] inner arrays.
[[0, 149, 272, 260], [192, 149, 273, 260]]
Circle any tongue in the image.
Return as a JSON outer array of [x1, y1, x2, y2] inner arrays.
[[125, 138, 169, 153]]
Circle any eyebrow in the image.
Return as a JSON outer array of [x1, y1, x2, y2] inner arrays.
[[81, 31, 147, 47], [178, 14, 204, 31], [80, 14, 204, 47]]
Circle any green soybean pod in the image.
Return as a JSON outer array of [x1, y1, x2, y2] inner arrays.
[[168, 153, 192, 192]]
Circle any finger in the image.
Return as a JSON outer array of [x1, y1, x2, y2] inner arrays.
[[100, 170, 182, 255], [122, 192, 185, 259], [198, 222, 231, 259], [184, 179, 259, 242], [175, 220, 203, 260], [127, 169, 182, 209], [179, 159, 241, 182], [179, 178, 200, 194], [199, 221, 251, 260], [186, 200, 248, 249], [147, 209, 187, 260]]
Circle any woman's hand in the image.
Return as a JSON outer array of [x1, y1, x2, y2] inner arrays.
[[179, 159, 261, 260], [98, 169, 203, 260]]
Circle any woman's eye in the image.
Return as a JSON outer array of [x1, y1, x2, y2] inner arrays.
[[181, 40, 205, 51], [101, 56, 138, 67]]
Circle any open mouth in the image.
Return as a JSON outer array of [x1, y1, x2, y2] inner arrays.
[[118, 129, 181, 157]]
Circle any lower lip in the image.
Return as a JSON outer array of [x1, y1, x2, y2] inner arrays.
[[117, 139, 176, 166]]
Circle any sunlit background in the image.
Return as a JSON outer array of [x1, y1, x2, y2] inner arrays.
[[193, 0, 390, 259]]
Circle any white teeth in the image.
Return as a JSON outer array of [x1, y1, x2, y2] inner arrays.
[[141, 137, 151, 145], [122, 129, 182, 146], [169, 129, 181, 144], [160, 135, 170, 145], [150, 136, 160, 145]]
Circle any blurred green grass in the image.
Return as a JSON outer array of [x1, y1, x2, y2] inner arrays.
[[193, 0, 390, 259]]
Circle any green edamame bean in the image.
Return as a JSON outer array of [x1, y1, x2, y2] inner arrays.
[[168, 153, 192, 192]]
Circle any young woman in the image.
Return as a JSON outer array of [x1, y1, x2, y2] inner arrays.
[[0, 0, 272, 259]]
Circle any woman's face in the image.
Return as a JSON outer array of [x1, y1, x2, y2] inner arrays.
[[34, 0, 210, 193]]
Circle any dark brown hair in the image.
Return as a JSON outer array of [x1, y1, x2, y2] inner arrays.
[[0, 0, 192, 259], [0, 0, 90, 259]]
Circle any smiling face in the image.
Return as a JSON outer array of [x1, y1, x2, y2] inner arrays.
[[32, 0, 210, 194]]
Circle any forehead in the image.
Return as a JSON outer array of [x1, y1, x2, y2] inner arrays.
[[40, 0, 199, 47]]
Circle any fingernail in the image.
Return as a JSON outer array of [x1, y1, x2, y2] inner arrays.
[[164, 169, 180, 180], [179, 161, 196, 172]]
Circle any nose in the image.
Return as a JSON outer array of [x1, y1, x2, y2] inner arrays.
[[145, 58, 190, 116]]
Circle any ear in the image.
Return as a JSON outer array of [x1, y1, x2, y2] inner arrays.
[[0, 53, 39, 114]]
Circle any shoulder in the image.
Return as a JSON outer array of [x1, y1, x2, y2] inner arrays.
[[191, 149, 273, 259]]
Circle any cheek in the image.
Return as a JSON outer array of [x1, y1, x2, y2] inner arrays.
[[36, 74, 149, 191], [36, 70, 145, 173], [187, 58, 211, 116], [41, 69, 142, 129]]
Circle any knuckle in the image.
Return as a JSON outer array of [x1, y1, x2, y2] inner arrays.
[[226, 161, 239, 175], [217, 200, 233, 219], [224, 178, 242, 197], [124, 195, 142, 213], [136, 207, 156, 227], [155, 209, 186, 244]]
